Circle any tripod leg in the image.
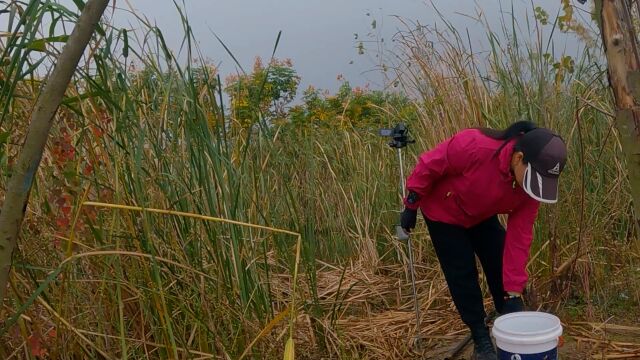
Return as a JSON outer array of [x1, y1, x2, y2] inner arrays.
[[407, 237, 423, 344]]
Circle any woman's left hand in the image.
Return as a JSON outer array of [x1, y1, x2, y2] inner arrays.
[[400, 208, 417, 233]]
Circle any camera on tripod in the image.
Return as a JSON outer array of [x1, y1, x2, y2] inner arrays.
[[379, 122, 414, 149]]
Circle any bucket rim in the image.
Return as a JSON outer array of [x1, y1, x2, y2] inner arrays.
[[493, 311, 562, 338]]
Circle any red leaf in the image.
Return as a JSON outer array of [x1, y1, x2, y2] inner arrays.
[[61, 206, 72, 216], [91, 125, 104, 138], [56, 217, 70, 229], [83, 163, 94, 176], [27, 333, 48, 358]]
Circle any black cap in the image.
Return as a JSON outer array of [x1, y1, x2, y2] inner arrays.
[[519, 128, 567, 203]]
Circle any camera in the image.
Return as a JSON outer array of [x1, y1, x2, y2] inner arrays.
[[379, 122, 414, 149]]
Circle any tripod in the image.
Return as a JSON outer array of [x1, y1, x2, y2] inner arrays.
[[379, 123, 422, 346]]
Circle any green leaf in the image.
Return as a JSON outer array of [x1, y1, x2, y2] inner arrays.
[[21, 57, 46, 78], [62, 91, 101, 105], [0, 131, 10, 145], [26, 35, 70, 52], [26, 39, 46, 52], [0, 267, 65, 336], [72, 0, 85, 11], [46, 35, 70, 43]]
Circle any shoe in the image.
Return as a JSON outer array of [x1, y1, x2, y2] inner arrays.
[[470, 325, 496, 360]]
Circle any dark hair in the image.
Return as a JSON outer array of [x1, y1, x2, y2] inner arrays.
[[478, 120, 537, 140], [478, 120, 538, 155]]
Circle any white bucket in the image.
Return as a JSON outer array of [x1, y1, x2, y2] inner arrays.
[[491, 311, 563, 360]]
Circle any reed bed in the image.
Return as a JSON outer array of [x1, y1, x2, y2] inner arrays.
[[0, 1, 639, 359]]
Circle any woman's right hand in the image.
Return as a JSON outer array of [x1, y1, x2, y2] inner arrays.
[[400, 208, 418, 233], [501, 294, 525, 314]]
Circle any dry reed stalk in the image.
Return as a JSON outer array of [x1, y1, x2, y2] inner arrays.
[[276, 261, 640, 359]]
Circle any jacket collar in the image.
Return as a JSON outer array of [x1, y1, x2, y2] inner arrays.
[[498, 140, 516, 181]]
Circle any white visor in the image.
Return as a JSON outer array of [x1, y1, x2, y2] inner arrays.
[[522, 163, 559, 204]]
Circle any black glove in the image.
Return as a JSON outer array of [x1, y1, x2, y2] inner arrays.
[[400, 208, 417, 233], [501, 295, 525, 314]]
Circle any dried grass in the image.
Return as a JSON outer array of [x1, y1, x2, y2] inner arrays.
[[270, 259, 640, 359]]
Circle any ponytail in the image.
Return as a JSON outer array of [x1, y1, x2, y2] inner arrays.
[[478, 120, 537, 155], [479, 120, 537, 140]]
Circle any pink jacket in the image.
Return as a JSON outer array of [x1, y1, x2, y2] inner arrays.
[[404, 129, 539, 292]]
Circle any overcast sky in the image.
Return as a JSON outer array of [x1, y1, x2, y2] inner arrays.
[[2, 0, 593, 92], [113, 0, 594, 91]]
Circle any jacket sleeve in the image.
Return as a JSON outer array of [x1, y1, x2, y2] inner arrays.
[[503, 200, 540, 292], [404, 131, 477, 209]]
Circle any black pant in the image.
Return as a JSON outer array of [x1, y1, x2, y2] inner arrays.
[[425, 215, 506, 329]]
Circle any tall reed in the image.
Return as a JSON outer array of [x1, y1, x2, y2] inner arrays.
[[0, 1, 638, 359]]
